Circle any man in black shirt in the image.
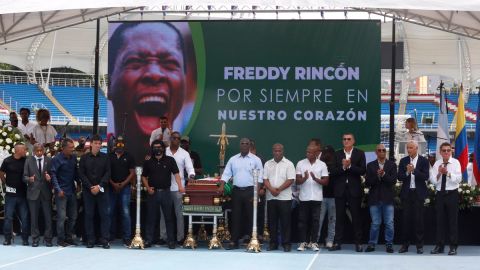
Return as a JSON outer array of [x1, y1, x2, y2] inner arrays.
[[109, 137, 135, 246], [142, 139, 184, 249], [79, 134, 111, 249], [0, 143, 29, 245]]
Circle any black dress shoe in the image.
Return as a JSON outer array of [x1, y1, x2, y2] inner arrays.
[[168, 241, 176, 249], [102, 242, 110, 249], [364, 245, 375, 252], [267, 243, 278, 251], [430, 246, 444, 254], [448, 247, 457, 255], [416, 247, 424, 254], [143, 241, 152, 248], [157, 239, 167, 246], [22, 240, 29, 246], [45, 240, 53, 247], [386, 244, 394, 253], [355, 244, 363, 252], [32, 240, 39, 247], [226, 242, 239, 250], [398, 245, 409, 253], [328, 243, 341, 251], [283, 244, 291, 252], [57, 241, 69, 247], [3, 239, 12, 246], [65, 239, 78, 246], [86, 242, 94, 248]]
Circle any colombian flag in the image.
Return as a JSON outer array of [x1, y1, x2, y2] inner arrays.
[[473, 91, 480, 185], [454, 86, 469, 180]]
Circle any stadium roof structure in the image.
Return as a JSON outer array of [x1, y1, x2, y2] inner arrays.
[[2, 1, 480, 83]]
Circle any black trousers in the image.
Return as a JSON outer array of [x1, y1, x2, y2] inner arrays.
[[145, 190, 174, 243], [268, 200, 292, 245], [28, 198, 53, 241], [435, 190, 459, 247], [401, 190, 425, 247], [83, 189, 110, 243], [231, 186, 253, 243], [334, 193, 362, 245], [298, 200, 321, 243]]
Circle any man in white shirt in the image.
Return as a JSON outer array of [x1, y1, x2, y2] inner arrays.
[[159, 131, 194, 245], [430, 142, 462, 256], [295, 145, 329, 252], [18, 108, 37, 154], [263, 143, 295, 252], [18, 108, 36, 140], [467, 153, 477, 186], [149, 116, 172, 147]]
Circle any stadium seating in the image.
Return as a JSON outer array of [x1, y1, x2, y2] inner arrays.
[[49, 86, 107, 120]]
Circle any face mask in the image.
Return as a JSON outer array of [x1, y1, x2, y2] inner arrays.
[[152, 147, 163, 156]]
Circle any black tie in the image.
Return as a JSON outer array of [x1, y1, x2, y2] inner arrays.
[[441, 162, 448, 193], [38, 158, 42, 173]]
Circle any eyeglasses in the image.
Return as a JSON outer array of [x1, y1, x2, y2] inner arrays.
[[171, 137, 181, 140], [441, 149, 452, 153], [343, 138, 352, 141], [376, 149, 386, 152]]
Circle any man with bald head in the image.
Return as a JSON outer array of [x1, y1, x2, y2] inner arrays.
[[263, 144, 295, 252], [221, 138, 263, 250], [365, 144, 397, 253], [398, 140, 430, 254], [109, 22, 187, 163], [0, 143, 29, 246], [296, 144, 329, 252]]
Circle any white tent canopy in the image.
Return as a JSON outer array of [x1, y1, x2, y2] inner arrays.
[[2, 1, 480, 45]]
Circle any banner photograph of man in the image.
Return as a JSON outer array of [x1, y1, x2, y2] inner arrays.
[[108, 22, 197, 163]]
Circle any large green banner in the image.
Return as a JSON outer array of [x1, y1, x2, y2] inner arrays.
[[108, 21, 380, 172]]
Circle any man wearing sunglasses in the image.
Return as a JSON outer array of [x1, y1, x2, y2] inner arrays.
[[429, 142, 462, 256], [364, 145, 397, 253], [329, 133, 366, 252], [158, 131, 194, 246], [398, 140, 430, 254], [108, 136, 135, 246]]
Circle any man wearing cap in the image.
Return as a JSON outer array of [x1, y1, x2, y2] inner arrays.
[[180, 135, 203, 177], [108, 136, 135, 246]]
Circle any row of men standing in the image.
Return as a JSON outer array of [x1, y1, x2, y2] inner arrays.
[[220, 134, 462, 255]]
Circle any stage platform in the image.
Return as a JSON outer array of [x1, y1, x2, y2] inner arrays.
[[0, 236, 477, 270]]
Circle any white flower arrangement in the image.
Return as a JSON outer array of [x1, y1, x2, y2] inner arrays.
[[0, 123, 25, 155], [363, 188, 369, 194]]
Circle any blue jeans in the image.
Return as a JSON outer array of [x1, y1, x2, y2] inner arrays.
[[3, 195, 29, 241], [55, 193, 78, 241], [317, 197, 336, 244], [109, 185, 131, 240], [369, 203, 394, 245]]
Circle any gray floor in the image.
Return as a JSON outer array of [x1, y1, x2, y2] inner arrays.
[[0, 237, 478, 270]]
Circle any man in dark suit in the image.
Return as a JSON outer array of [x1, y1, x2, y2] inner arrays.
[[398, 140, 430, 254], [23, 143, 53, 247], [329, 133, 366, 252], [364, 144, 397, 253]]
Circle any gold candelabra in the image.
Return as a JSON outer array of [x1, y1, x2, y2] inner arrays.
[[129, 167, 144, 249], [246, 169, 261, 253]]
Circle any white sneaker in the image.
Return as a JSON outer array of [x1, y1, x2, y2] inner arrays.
[[326, 242, 333, 248], [297, 242, 307, 251], [310, 242, 320, 251]]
